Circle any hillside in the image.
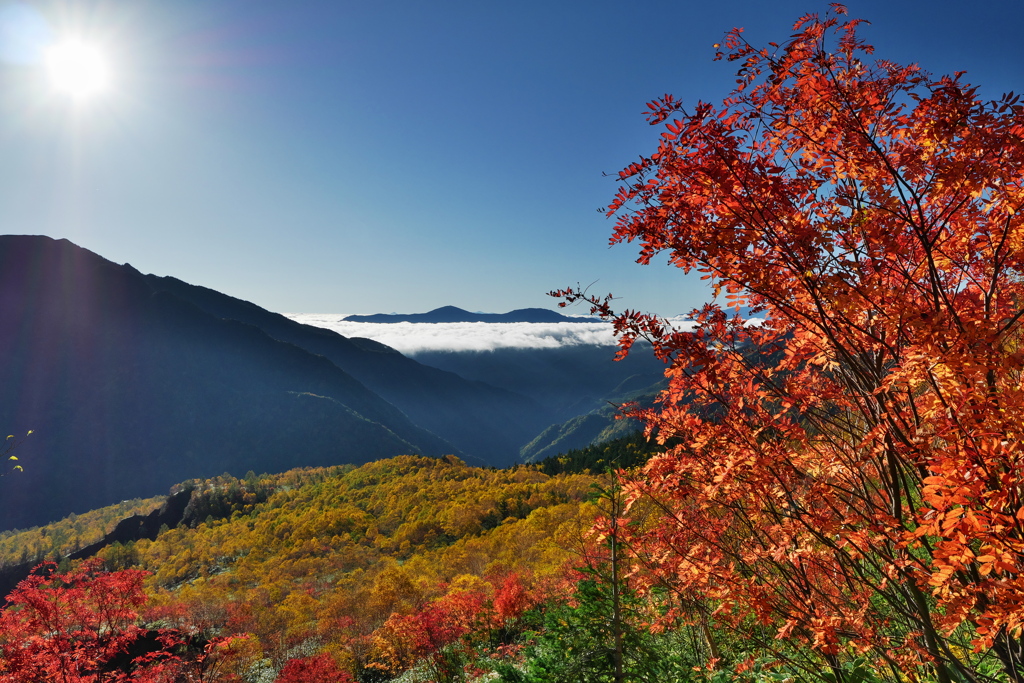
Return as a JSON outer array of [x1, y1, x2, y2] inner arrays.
[[0, 456, 605, 680], [143, 277, 550, 467], [519, 376, 668, 462], [0, 236, 460, 529], [409, 345, 667, 422]]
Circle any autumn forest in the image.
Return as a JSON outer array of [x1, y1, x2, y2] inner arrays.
[[3, 5, 1024, 682]]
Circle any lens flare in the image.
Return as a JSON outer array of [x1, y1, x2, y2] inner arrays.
[[45, 40, 110, 100]]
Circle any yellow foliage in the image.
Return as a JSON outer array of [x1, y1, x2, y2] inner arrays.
[[122, 455, 600, 667]]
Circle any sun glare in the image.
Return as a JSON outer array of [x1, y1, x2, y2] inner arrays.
[[45, 40, 110, 101]]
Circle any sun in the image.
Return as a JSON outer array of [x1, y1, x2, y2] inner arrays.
[[44, 40, 111, 101]]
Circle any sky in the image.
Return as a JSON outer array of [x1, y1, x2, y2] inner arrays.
[[0, 0, 1020, 318]]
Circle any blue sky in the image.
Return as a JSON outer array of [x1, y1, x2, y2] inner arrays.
[[0, 0, 1020, 316]]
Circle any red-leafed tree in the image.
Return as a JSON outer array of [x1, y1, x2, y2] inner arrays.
[[0, 559, 232, 682], [492, 573, 534, 624], [557, 5, 1024, 682], [0, 560, 158, 681], [373, 588, 489, 679], [275, 654, 354, 683]]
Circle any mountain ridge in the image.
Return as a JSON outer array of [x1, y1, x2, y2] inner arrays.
[[343, 305, 595, 324], [0, 236, 464, 529], [142, 276, 550, 466]]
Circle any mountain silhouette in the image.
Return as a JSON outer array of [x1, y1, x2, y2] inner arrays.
[[343, 306, 593, 323]]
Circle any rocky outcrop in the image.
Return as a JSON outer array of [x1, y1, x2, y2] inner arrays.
[[68, 489, 193, 561]]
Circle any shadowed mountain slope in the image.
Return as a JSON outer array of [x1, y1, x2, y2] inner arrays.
[[409, 345, 667, 421], [0, 236, 456, 529], [141, 277, 550, 466], [519, 376, 668, 462]]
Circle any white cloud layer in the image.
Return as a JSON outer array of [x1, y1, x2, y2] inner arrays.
[[287, 314, 699, 354]]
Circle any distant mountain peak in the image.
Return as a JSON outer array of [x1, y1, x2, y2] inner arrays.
[[343, 307, 595, 324], [428, 305, 471, 315]]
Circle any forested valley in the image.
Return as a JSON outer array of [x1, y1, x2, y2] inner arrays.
[[0, 437, 678, 682]]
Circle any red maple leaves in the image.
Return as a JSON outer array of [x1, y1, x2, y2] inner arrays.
[[557, 4, 1024, 681], [0, 559, 233, 682]]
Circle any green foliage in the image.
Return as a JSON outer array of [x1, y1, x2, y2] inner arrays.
[[534, 432, 662, 476], [100, 540, 140, 570], [515, 578, 695, 683], [180, 475, 272, 526]]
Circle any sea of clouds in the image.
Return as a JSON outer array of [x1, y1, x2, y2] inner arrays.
[[287, 314, 701, 354], [286, 314, 705, 354]]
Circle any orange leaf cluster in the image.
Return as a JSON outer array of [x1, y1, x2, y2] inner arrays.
[[559, 5, 1024, 682]]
